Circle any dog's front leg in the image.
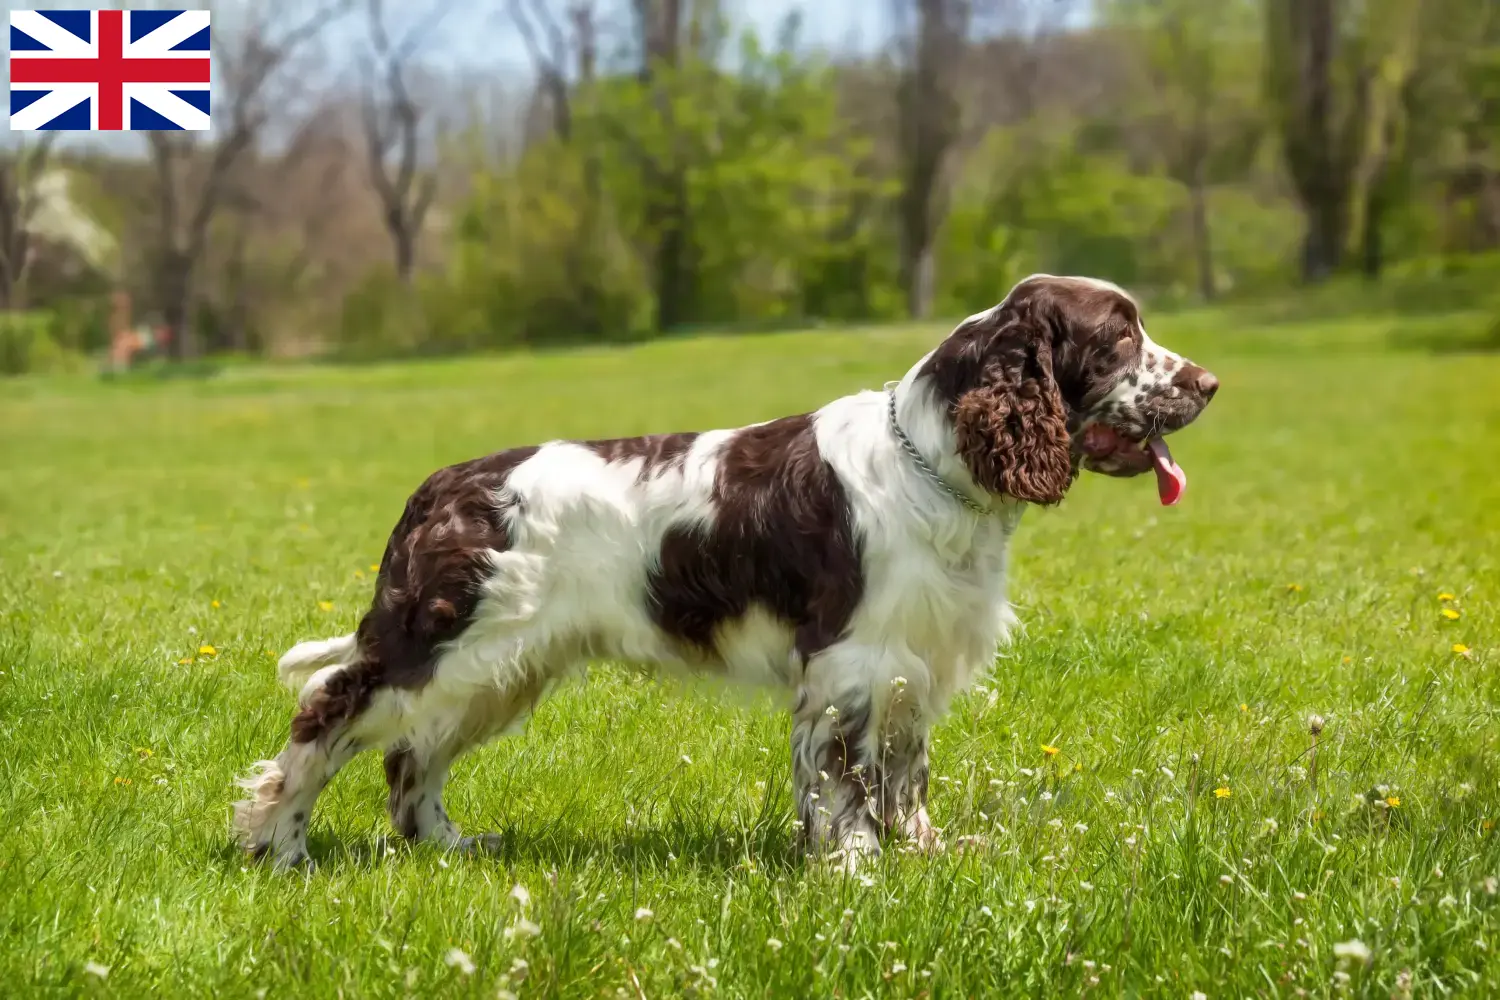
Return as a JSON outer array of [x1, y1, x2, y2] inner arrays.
[[789, 687, 881, 870]]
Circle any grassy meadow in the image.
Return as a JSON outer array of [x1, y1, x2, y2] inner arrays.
[[2, 302, 1499, 998]]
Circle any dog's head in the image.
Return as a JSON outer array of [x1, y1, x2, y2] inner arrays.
[[920, 274, 1218, 506]]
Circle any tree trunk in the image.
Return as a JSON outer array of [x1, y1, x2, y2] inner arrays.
[[160, 250, 195, 360], [1188, 168, 1215, 301], [1361, 188, 1386, 278], [393, 219, 416, 284], [652, 180, 690, 331], [901, 238, 935, 320], [1301, 199, 1345, 283]]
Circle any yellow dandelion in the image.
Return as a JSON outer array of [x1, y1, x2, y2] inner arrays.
[[1453, 644, 1471, 656], [1483, 820, 1495, 833], [211, 600, 221, 609], [1313, 809, 1326, 822], [1439, 592, 1456, 602], [1386, 796, 1401, 808], [354, 570, 365, 580], [1073, 762, 1083, 773], [369, 564, 380, 573], [1286, 583, 1303, 592], [1342, 656, 1352, 664], [176, 657, 193, 665], [1442, 608, 1461, 620], [1041, 744, 1060, 757], [198, 644, 216, 656], [1214, 787, 1231, 799], [1239, 703, 1248, 713], [318, 601, 334, 612]]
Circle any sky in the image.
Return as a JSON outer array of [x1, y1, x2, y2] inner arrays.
[[2, 1, 895, 151], [374, 0, 894, 76]]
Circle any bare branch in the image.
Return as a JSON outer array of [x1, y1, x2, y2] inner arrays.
[[360, 0, 446, 282], [144, 0, 353, 357]]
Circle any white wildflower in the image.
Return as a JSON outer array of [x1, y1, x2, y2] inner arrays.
[[510, 884, 531, 908], [766, 938, 783, 952], [1160, 766, 1175, 780], [444, 948, 476, 976], [634, 907, 654, 922], [1333, 939, 1371, 963], [83, 962, 110, 980], [504, 919, 541, 941]]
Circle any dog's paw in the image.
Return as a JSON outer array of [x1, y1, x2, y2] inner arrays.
[[455, 833, 504, 857]]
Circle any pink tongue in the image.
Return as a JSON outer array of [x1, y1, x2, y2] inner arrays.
[[1147, 438, 1186, 506]]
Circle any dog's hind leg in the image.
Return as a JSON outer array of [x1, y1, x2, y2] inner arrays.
[[233, 660, 402, 869], [384, 664, 553, 852]]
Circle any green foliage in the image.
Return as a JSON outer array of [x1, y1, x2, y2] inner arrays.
[[424, 27, 894, 351], [0, 311, 85, 376], [427, 144, 654, 352], [938, 126, 1187, 308]]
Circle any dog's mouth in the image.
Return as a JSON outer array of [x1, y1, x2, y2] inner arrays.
[[1077, 423, 1187, 506]]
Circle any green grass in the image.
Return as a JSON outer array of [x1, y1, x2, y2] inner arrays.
[[2, 303, 1499, 998]]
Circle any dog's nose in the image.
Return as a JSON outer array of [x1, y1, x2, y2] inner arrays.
[[1196, 371, 1219, 400]]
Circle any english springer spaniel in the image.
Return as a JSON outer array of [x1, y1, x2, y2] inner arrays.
[[235, 275, 1218, 869]]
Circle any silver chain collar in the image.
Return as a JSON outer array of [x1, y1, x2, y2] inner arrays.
[[884, 381, 993, 516]]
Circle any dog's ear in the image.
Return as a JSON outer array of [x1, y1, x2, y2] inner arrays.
[[952, 329, 1074, 505]]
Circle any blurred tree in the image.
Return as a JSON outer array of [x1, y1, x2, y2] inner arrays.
[[1344, 0, 1423, 277], [1265, 0, 1423, 282], [890, 0, 971, 319], [144, 0, 350, 358], [0, 134, 58, 310], [1106, 0, 1262, 300], [359, 0, 444, 285]]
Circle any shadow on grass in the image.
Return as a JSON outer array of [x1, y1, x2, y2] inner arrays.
[[222, 819, 806, 876]]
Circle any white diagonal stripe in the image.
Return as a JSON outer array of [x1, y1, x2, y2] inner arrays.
[[125, 10, 210, 56], [9, 83, 95, 130], [123, 84, 210, 130], [10, 10, 97, 57]]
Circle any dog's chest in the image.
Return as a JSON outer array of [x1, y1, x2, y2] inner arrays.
[[857, 515, 1018, 679]]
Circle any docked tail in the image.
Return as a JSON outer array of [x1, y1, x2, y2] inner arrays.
[[276, 634, 357, 692]]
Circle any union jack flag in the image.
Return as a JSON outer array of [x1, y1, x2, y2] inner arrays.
[[9, 10, 210, 130]]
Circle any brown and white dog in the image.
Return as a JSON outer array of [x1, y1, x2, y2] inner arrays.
[[234, 275, 1218, 869]]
